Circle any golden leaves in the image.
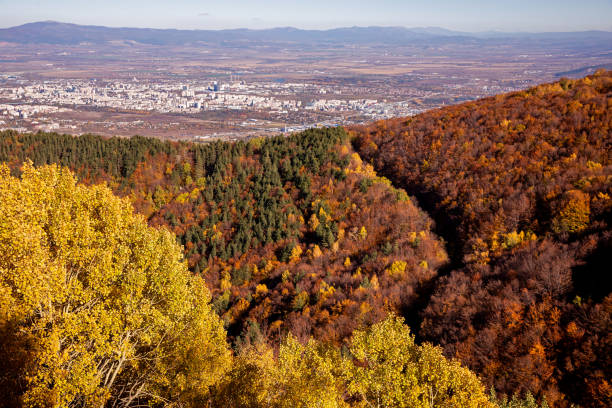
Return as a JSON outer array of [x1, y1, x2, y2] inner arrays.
[[0, 163, 230, 407], [345, 315, 494, 408]]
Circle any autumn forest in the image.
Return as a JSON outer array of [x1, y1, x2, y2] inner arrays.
[[0, 70, 610, 407]]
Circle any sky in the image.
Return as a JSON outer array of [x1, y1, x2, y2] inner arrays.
[[1, 0, 611, 32]]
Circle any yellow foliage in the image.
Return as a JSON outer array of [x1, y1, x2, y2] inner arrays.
[[363, 164, 376, 177], [552, 190, 591, 234], [359, 226, 368, 240], [310, 244, 323, 259], [467, 238, 491, 264], [359, 301, 372, 316], [337, 228, 345, 241], [318, 282, 336, 302], [586, 160, 602, 170], [255, 284, 269, 298], [500, 230, 537, 250], [287, 213, 297, 223], [373, 176, 392, 186], [175, 192, 190, 204], [252, 264, 261, 277], [370, 275, 380, 290], [195, 176, 206, 188], [529, 342, 546, 358], [264, 259, 276, 274], [289, 244, 303, 262], [213, 316, 499, 408], [345, 315, 494, 408], [220, 271, 233, 291], [232, 298, 250, 320], [409, 231, 418, 244], [564, 152, 577, 163], [273, 336, 347, 408], [386, 260, 407, 280], [318, 206, 331, 222], [0, 163, 502, 408], [247, 136, 265, 150], [346, 152, 376, 177], [213, 343, 276, 408], [308, 213, 320, 231], [292, 291, 310, 311], [351, 152, 363, 166], [0, 163, 231, 407]]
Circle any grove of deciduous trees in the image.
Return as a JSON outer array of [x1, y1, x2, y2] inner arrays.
[[0, 163, 500, 407], [352, 70, 611, 407], [1, 70, 609, 407]]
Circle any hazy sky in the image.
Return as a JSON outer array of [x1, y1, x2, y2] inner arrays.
[[1, 0, 611, 32]]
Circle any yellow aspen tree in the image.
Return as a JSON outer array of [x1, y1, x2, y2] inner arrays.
[[0, 163, 231, 408], [272, 335, 347, 408], [212, 343, 276, 408], [344, 315, 494, 408]]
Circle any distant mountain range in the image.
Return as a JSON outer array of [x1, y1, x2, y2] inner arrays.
[[1, 21, 611, 47]]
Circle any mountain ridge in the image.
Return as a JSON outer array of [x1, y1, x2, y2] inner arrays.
[[1, 20, 611, 46]]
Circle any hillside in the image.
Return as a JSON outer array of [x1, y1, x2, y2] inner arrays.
[[1, 71, 610, 407], [352, 70, 612, 407], [2, 21, 611, 49], [0, 164, 494, 408], [0, 22, 463, 45], [0, 128, 447, 346]]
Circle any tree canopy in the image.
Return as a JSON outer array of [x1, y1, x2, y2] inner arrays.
[[2, 71, 609, 407], [352, 70, 612, 407], [0, 162, 231, 407]]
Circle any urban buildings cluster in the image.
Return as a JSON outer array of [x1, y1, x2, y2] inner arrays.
[[0, 78, 424, 118], [0, 74, 523, 138]]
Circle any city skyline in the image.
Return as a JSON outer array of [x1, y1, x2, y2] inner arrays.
[[1, 0, 611, 32]]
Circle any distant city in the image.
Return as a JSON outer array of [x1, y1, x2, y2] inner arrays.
[[1, 22, 611, 140], [0, 74, 522, 139]]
